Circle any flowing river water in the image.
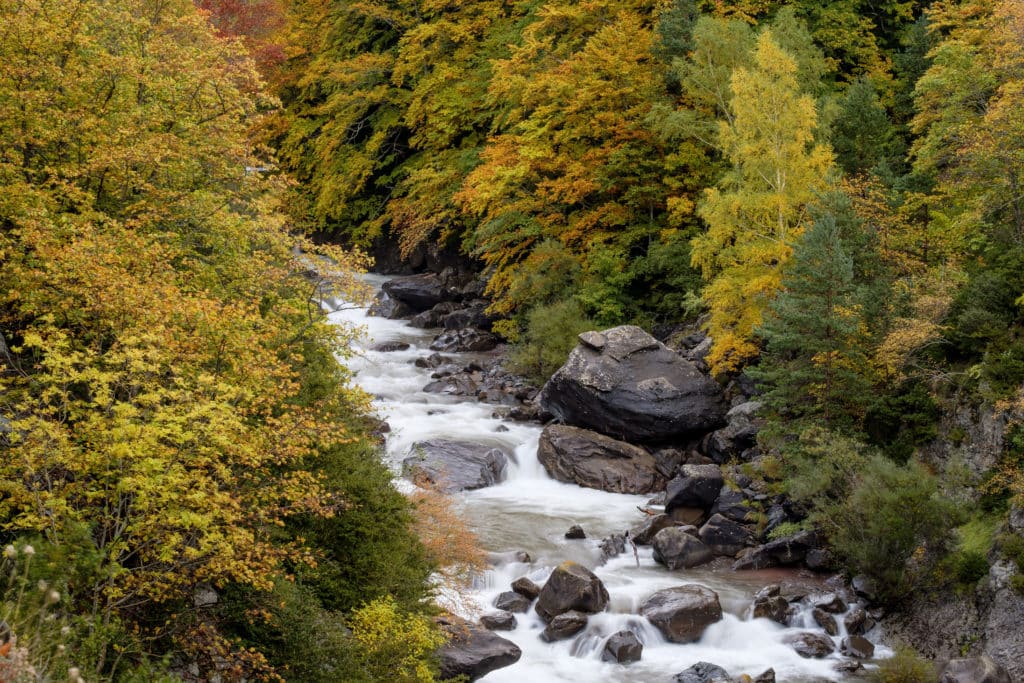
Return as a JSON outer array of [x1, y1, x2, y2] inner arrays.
[[330, 275, 883, 682]]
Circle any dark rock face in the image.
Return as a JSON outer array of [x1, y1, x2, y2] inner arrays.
[[630, 513, 683, 545], [430, 328, 499, 353], [539, 326, 727, 443], [698, 513, 755, 556], [480, 611, 517, 631], [537, 425, 666, 494], [493, 591, 531, 613], [602, 631, 643, 664], [841, 635, 875, 658], [541, 610, 588, 642], [712, 486, 754, 523], [665, 465, 724, 514], [673, 661, 732, 683], [511, 577, 542, 601], [732, 530, 821, 570], [535, 562, 610, 622], [652, 527, 714, 570], [437, 617, 522, 681], [382, 273, 451, 311], [640, 585, 723, 644], [402, 440, 508, 492], [940, 656, 1012, 683], [784, 632, 835, 658]]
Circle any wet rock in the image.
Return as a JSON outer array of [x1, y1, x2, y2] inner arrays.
[[541, 611, 588, 642], [640, 585, 723, 644], [673, 661, 732, 683], [751, 668, 776, 683], [539, 326, 727, 443], [443, 302, 494, 331], [511, 577, 542, 601], [630, 514, 682, 545], [712, 486, 754, 523], [811, 592, 848, 614], [652, 527, 714, 570], [370, 340, 410, 352], [382, 274, 451, 311], [402, 440, 508, 492], [430, 328, 499, 353], [480, 612, 516, 631], [698, 513, 755, 557], [784, 632, 835, 658], [834, 661, 864, 674], [599, 533, 627, 562], [665, 465, 724, 514], [537, 424, 666, 494], [732, 530, 821, 570], [437, 616, 522, 681], [535, 562, 610, 622], [751, 585, 790, 625], [368, 292, 415, 319], [415, 352, 450, 369], [844, 605, 875, 635], [602, 630, 643, 664], [940, 656, 1012, 683], [565, 524, 586, 539], [841, 635, 875, 658], [812, 608, 838, 636], [423, 375, 478, 396], [493, 591, 530, 614]]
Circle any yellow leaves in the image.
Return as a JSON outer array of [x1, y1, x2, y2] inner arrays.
[[349, 596, 446, 682]]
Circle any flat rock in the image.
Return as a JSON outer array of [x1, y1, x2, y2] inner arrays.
[[640, 585, 723, 644], [402, 439, 508, 493], [537, 424, 666, 494]]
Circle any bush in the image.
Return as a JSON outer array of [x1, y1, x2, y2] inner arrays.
[[348, 596, 446, 682], [507, 299, 596, 384], [871, 645, 938, 683]]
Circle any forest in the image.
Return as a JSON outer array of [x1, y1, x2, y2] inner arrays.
[[1, 0, 1022, 680]]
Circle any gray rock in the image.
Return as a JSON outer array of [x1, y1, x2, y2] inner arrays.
[[370, 340, 410, 352], [539, 326, 727, 443], [805, 548, 834, 571], [673, 661, 732, 683], [665, 465, 724, 514], [443, 304, 493, 331], [751, 585, 790, 625], [493, 591, 530, 613], [430, 328, 499, 353], [704, 401, 764, 463], [480, 611, 516, 631], [732, 530, 821, 570], [602, 630, 643, 664], [415, 352, 450, 369], [652, 527, 714, 570], [541, 610, 588, 642], [698, 513, 755, 557], [844, 605, 875, 635], [537, 424, 666, 494], [813, 608, 838, 636], [784, 632, 835, 658], [811, 592, 847, 614], [640, 585, 723, 644], [437, 617, 522, 681], [382, 273, 451, 311], [630, 514, 683, 545], [940, 656, 1012, 683], [511, 577, 541, 600], [841, 635, 875, 658], [851, 574, 878, 602], [535, 562, 610, 622], [751, 668, 775, 683], [402, 440, 508, 492], [599, 533, 628, 563], [368, 291, 414, 319], [712, 486, 754, 523]]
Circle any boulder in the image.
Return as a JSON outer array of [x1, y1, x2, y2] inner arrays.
[[811, 592, 848, 614], [704, 401, 764, 463], [732, 530, 821, 570], [541, 610, 588, 642], [535, 562, 610, 622], [784, 632, 835, 659], [851, 575, 878, 603], [665, 465, 724, 514], [430, 328, 499, 353], [493, 591, 530, 614], [640, 585, 723, 644], [480, 612, 516, 631], [602, 631, 643, 664], [940, 656, 1012, 683], [402, 440, 508, 493], [368, 291, 414, 319], [443, 303, 494, 331], [565, 524, 586, 539], [382, 274, 451, 311], [630, 514, 683, 545], [410, 303, 459, 329], [538, 326, 727, 443], [511, 577, 542, 601], [844, 605, 875, 635], [652, 527, 714, 570], [437, 617, 522, 681], [841, 635, 875, 658], [673, 661, 733, 683], [370, 340, 410, 352], [712, 486, 754, 523], [698, 514, 755, 557], [537, 425, 666, 494], [813, 608, 838, 636], [751, 585, 791, 625]]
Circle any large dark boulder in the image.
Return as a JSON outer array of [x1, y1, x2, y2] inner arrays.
[[630, 513, 683, 545], [674, 662, 733, 683], [402, 440, 508, 493], [602, 631, 643, 664], [751, 585, 791, 625], [538, 326, 727, 443], [535, 562, 610, 622], [940, 657, 1012, 683], [652, 527, 713, 570], [382, 273, 452, 311], [732, 530, 821, 570], [537, 425, 666, 494], [511, 576, 542, 600], [437, 617, 522, 681], [640, 585, 723, 643], [698, 513, 755, 557], [665, 465, 724, 515], [367, 291, 414, 319]]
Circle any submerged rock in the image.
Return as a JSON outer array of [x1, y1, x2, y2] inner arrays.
[[537, 424, 666, 494], [640, 585, 723, 644], [539, 326, 727, 443]]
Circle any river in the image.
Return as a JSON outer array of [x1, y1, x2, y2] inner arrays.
[[329, 275, 881, 682]]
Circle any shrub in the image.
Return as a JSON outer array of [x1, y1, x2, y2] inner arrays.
[[871, 645, 938, 683], [507, 299, 596, 384], [348, 596, 446, 682]]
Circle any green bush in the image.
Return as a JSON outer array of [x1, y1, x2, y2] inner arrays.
[[949, 550, 989, 586], [871, 645, 938, 683], [507, 299, 596, 384]]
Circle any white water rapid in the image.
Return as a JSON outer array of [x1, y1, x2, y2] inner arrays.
[[329, 275, 885, 682]]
